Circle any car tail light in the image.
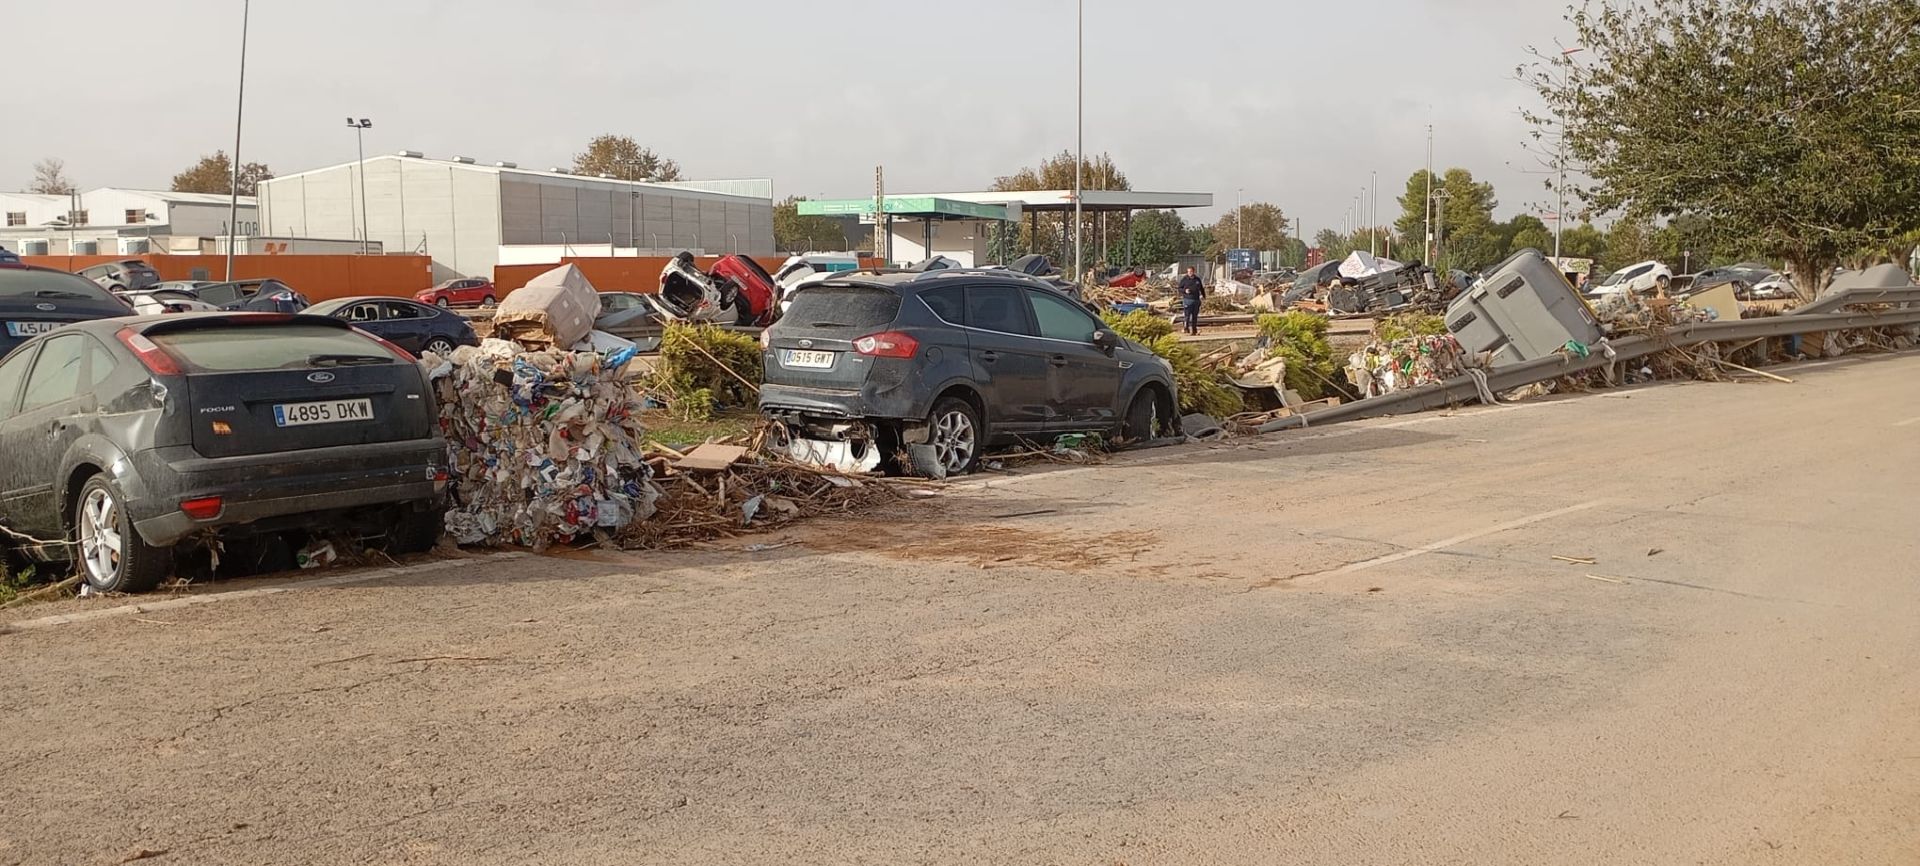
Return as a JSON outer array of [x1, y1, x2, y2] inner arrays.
[[353, 327, 415, 360], [179, 497, 223, 520], [115, 327, 183, 375], [853, 331, 918, 359]]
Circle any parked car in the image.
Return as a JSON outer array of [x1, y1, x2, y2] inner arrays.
[[0, 313, 449, 592], [1746, 274, 1796, 300], [76, 259, 162, 293], [1691, 262, 1775, 299], [193, 278, 310, 313], [1590, 260, 1673, 296], [416, 278, 498, 309], [653, 253, 783, 325], [305, 297, 479, 357], [759, 269, 1179, 477], [151, 280, 217, 293], [595, 291, 655, 331], [0, 248, 20, 265], [116, 289, 221, 316], [0, 264, 134, 358]]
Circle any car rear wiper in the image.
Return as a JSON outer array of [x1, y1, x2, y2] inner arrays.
[[307, 353, 391, 367], [32, 290, 95, 299]]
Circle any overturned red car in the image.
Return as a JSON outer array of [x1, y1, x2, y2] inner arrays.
[[653, 252, 783, 327]]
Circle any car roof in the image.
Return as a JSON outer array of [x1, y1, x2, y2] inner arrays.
[[802, 267, 1064, 294]]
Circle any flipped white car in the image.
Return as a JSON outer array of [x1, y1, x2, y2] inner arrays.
[[114, 288, 221, 315]]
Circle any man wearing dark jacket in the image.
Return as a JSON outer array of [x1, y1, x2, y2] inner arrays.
[[1178, 267, 1206, 335]]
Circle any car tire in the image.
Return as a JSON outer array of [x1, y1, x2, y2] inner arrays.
[[927, 397, 983, 477], [435, 297, 451, 308], [480, 296, 496, 309], [1120, 386, 1168, 442], [73, 475, 170, 594], [424, 337, 456, 356], [384, 505, 444, 555]]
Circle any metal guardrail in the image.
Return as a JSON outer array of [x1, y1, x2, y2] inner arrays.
[[1258, 305, 1920, 433], [1785, 284, 1920, 316]]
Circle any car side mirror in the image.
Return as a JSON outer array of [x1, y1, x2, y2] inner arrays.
[[1091, 329, 1115, 354]]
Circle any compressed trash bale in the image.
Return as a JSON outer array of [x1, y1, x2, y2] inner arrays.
[[423, 339, 659, 548], [492, 264, 601, 349]]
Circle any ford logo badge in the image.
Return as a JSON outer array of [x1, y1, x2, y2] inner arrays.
[[34, 303, 55, 311], [307, 372, 336, 384], [798, 339, 813, 349]]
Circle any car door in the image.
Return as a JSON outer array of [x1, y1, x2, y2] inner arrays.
[[960, 284, 1052, 433], [0, 334, 95, 537], [381, 302, 432, 353], [0, 344, 40, 534], [1025, 288, 1125, 428]]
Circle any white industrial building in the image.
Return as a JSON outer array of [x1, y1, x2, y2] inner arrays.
[[256, 153, 775, 280], [0, 189, 259, 255]]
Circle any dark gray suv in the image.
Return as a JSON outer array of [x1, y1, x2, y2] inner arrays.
[[760, 270, 1178, 476]]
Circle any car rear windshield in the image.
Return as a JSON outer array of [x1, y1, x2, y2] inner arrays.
[[0, 269, 119, 301], [783, 286, 901, 330], [149, 324, 401, 372]]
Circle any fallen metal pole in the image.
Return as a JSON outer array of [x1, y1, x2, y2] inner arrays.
[[1259, 307, 1920, 433]]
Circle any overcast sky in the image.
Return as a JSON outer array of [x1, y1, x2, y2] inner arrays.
[[1, 0, 1576, 237]]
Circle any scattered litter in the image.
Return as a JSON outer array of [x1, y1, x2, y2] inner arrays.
[[1551, 555, 1597, 565], [1646, 548, 1664, 557], [1584, 574, 1627, 584], [741, 542, 794, 553], [296, 540, 338, 569], [1181, 413, 1226, 441], [991, 509, 1059, 519], [741, 495, 764, 526]]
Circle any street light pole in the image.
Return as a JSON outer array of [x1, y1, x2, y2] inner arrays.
[[1369, 171, 1378, 256], [225, 0, 250, 279], [1072, 0, 1084, 286], [346, 118, 372, 255], [1555, 47, 1585, 262]]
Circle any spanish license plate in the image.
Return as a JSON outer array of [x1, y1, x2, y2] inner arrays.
[[5, 321, 59, 338], [273, 398, 374, 427], [783, 349, 835, 369]]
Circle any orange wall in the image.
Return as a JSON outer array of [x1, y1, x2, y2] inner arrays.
[[494, 256, 885, 294], [22, 254, 435, 301]]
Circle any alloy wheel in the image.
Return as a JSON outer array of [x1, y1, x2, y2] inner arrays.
[[932, 409, 976, 474], [77, 487, 123, 587]]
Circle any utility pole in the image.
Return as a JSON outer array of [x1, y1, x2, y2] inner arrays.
[[1424, 124, 1435, 263], [872, 165, 886, 263], [1369, 172, 1378, 256], [1072, 0, 1084, 286], [1235, 188, 1243, 249], [225, 0, 251, 279]]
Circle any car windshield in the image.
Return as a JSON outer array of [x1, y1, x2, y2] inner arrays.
[[148, 324, 402, 371], [784, 286, 901, 329], [0, 269, 120, 301]]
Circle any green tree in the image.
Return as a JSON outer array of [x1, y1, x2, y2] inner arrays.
[[1395, 168, 1498, 261], [1441, 230, 1504, 273], [1495, 214, 1549, 256], [1126, 209, 1193, 268], [1560, 223, 1608, 261], [30, 157, 75, 195], [170, 151, 273, 196], [1510, 226, 1555, 256], [573, 134, 683, 182], [1314, 228, 1353, 262], [1525, 0, 1920, 297], [771, 196, 847, 253], [1208, 202, 1292, 258], [991, 151, 1131, 265], [1602, 217, 1660, 272]]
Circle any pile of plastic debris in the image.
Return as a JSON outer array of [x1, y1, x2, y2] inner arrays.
[[1344, 333, 1472, 398], [424, 339, 659, 549]]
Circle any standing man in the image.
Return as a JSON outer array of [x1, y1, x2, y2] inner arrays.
[[1178, 267, 1205, 336]]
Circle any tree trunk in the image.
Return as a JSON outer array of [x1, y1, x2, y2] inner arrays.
[[1785, 253, 1833, 301]]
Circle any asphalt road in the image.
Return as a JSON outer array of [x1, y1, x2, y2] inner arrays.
[[3, 352, 1918, 865]]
